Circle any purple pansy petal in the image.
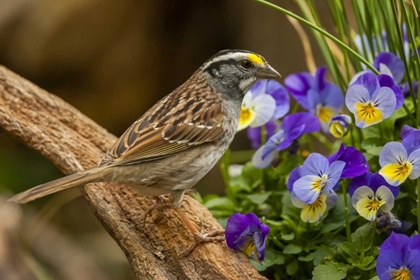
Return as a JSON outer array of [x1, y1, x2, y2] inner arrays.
[[277, 125, 305, 151], [293, 175, 323, 204], [352, 72, 380, 94], [225, 213, 251, 250], [349, 172, 398, 198], [314, 67, 327, 91], [253, 145, 276, 169], [250, 80, 265, 98], [408, 149, 420, 180], [225, 212, 269, 261], [262, 130, 285, 159], [374, 52, 405, 84], [370, 86, 397, 118], [281, 112, 321, 134], [402, 131, 420, 154], [269, 82, 290, 119], [345, 84, 371, 114], [376, 233, 407, 277], [284, 72, 314, 110], [325, 160, 346, 191], [348, 173, 368, 197], [329, 144, 368, 178], [247, 121, 277, 150], [378, 74, 404, 109], [379, 142, 408, 167], [400, 81, 419, 97], [301, 153, 330, 177], [287, 167, 302, 193], [401, 125, 419, 140], [322, 84, 345, 111]]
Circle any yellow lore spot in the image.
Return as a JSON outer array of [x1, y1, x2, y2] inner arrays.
[[247, 54, 265, 66]]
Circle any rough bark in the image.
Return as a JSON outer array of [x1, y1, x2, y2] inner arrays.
[[0, 66, 266, 280]]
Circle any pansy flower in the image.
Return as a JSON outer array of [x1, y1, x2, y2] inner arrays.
[[287, 166, 337, 223], [327, 143, 368, 178], [284, 67, 344, 131], [290, 190, 338, 223], [345, 72, 397, 128], [292, 153, 345, 204], [379, 131, 420, 186], [238, 80, 290, 131], [252, 113, 320, 168], [328, 114, 352, 138], [246, 121, 277, 149], [349, 172, 398, 222], [225, 212, 269, 261], [376, 232, 420, 280]]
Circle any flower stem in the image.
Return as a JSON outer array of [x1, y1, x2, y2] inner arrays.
[[417, 178, 420, 233], [342, 181, 352, 242], [253, 0, 379, 74]]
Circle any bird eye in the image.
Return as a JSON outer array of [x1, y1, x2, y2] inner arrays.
[[240, 59, 252, 69]]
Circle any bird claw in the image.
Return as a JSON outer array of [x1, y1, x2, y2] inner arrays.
[[177, 230, 225, 259]]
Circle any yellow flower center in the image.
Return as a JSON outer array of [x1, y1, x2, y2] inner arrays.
[[392, 266, 411, 280], [316, 105, 335, 124], [237, 106, 256, 131], [243, 239, 258, 261], [380, 162, 413, 186], [312, 174, 329, 192], [355, 101, 384, 126], [329, 121, 347, 138]]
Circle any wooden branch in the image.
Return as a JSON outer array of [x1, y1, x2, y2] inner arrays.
[[0, 66, 266, 279]]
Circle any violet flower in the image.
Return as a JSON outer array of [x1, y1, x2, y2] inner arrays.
[[292, 153, 345, 204], [246, 121, 277, 150], [284, 67, 344, 131], [379, 131, 420, 186], [376, 232, 420, 280], [345, 72, 399, 128], [225, 212, 269, 261], [348, 172, 398, 222], [252, 112, 320, 168], [328, 143, 368, 179]]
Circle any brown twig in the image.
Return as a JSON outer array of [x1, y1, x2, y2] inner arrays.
[[0, 66, 265, 279]]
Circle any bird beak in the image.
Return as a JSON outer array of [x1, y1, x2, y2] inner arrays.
[[257, 64, 281, 79]]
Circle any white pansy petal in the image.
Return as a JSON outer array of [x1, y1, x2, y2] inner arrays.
[[351, 186, 373, 208], [250, 94, 276, 127], [408, 149, 420, 180], [345, 84, 371, 114], [376, 186, 394, 213], [379, 142, 408, 167], [252, 145, 276, 169]]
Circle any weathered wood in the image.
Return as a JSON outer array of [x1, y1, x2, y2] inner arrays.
[[0, 66, 265, 279]]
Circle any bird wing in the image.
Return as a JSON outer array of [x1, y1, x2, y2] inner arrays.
[[102, 79, 226, 166]]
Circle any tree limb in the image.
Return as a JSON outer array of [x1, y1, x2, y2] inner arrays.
[[0, 66, 266, 279]]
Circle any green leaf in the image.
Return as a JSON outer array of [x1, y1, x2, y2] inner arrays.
[[283, 244, 302, 254], [276, 154, 299, 176], [312, 262, 347, 280], [203, 196, 235, 210], [352, 223, 373, 252], [286, 260, 299, 276], [298, 253, 315, 262], [337, 242, 359, 262], [246, 191, 272, 205], [313, 249, 330, 266], [280, 230, 295, 241]]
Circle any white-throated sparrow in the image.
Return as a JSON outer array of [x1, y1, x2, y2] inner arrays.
[[9, 49, 280, 255]]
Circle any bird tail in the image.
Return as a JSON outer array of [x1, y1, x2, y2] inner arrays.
[[8, 166, 107, 204]]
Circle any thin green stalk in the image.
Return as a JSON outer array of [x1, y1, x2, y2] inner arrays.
[[311, 132, 333, 151], [254, 0, 379, 74], [333, 0, 351, 82], [417, 178, 420, 233], [390, 1, 417, 116], [342, 181, 352, 242]]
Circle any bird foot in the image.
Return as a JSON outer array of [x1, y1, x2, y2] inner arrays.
[[177, 230, 225, 258]]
